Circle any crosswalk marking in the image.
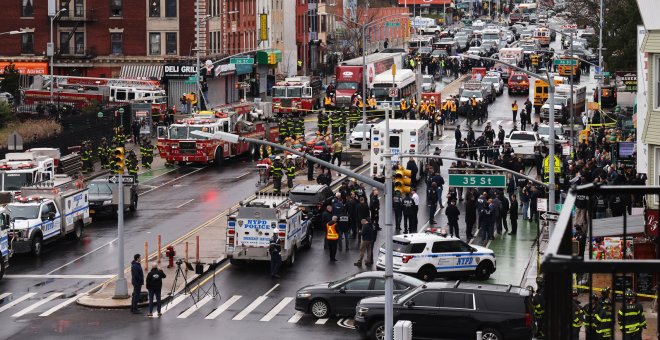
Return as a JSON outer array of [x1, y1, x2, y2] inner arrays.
[[12, 293, 63, 317], [205, 295, 242, 320], [315, 318, 329, 325], [232, 296, 267, 321], [177, 296, 213, 319], [161, 294, 189, 315], [0, 293, 12, 300], [0, 293, 37, 313], [288, 311, 304, 323], [39, 293, 86, 317], [260, 297, 293, 322]]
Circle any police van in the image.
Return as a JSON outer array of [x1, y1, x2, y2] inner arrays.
[[370, 119, 430, 181], [226, 193, 312, 266], [376, 228, 496, 281]]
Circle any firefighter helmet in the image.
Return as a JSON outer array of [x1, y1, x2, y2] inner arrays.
[[601, 287, 611, 298], [601, 298, 612, 306], [536, 276, 544, 287], [625, 288, 636, 299]]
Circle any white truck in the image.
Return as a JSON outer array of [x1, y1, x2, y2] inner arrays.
[[0, 148, 60, 195], [8, 175, 91, 256], [504, 131, 543, 161], [555, 84, 587, 115], [0, 210, 10, 279], [226, 193, 312, 266], [370, 119, 430, 181]]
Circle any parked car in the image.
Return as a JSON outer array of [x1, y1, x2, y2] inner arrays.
[[504, 131, 543, 161], [288, 184, 334, 229], [295, 271, 423, 319], [348, 123, 375, 148], [421, 75, 436, 92], [537, 123, 567, 143], [482, 73, 504, 96], [354, 280, 533, 340]]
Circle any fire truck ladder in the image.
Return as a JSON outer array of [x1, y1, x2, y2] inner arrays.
[[44, 75, 160, 90]]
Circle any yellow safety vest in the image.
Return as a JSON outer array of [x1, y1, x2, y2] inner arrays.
[[324, 97, 331, 105], [326, 223, 339, 240], [513, 104, 518, 111]]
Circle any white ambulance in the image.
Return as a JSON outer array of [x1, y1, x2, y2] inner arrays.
[[226, 193, 312, 266], [370, 119, 431, 181]]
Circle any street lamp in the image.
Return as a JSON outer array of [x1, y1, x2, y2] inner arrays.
[[463, 53, 558, 233], [49, 8, 66, 104], [0, 30, 27, 36]]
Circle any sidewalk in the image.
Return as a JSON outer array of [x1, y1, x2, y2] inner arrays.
[[485, 217, 539, 286]]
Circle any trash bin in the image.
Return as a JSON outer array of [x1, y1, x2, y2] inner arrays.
[[344, 151, 363, 167]]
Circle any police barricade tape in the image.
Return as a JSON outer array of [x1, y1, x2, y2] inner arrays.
[[573, 285, 657, 299]]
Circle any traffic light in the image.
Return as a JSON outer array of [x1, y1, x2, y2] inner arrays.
[[112, 147, 125, 174], [235, 82, 240, 89], [268, 53, 276, 65], [393, 166, 412, 194]]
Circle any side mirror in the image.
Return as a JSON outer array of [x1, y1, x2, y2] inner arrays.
[[404, 300, 415, 308], [338, 287, 346, 293], [48, 212, 56, 220]]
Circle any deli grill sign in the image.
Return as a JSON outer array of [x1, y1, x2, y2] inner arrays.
[[163, 64, 199, 78]]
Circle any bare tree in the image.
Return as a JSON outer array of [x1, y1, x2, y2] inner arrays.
[[330, 6, 382, 60]]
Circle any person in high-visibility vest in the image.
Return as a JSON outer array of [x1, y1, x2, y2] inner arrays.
[[324, 94, 333, 110], [368, 95, 377, 110], [512, 100, 519, 123], [399, 98, 407, 117], [326, 216, 339, 261]]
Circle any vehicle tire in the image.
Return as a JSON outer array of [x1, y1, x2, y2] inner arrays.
[[418, 265, 437, 282], [310, 299, 330, 319], [286, 248, 296, 267], [475, 261, 493, 280], [0, 258, 5, 280], [229, 259, 244, 266], [31, 234, 43, 256], [69, 221, 84, 240], [368, 321, 385, 340], [177, 161, 186, 166], [129, 195, 138, 212], [303, 231, 313, 250], [214, 148, 224, 167], [480, 327, 504, 340]]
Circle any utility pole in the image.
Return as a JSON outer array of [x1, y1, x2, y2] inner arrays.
[[382, 65, 396, 340], [569, 32, 575, 149], [196, 0, 202, 108], [360, 0, 369, 151], [113, 171, 127, 298], [547, 73, 556, 234], [597, 0, 604, 111]]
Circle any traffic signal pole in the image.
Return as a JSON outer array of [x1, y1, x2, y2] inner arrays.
[[113, 172, 127, 298]]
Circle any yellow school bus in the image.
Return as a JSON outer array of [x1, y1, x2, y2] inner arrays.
[[533, 77, 567, 110], [557, 56, 581, 82]]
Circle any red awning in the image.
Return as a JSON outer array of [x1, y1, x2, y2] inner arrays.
[[398, 0, 452, 5]]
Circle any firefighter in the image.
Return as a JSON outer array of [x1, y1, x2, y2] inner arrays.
[[126, 150, 139, 177], [618, 289, 646, 340], [338, 109, 347, 135], [318, 111, 328, 134], [270, 156, 284, 193], [349, 107, 360, 129], [97, 137, 110, 170], [278, 114, 289, 142], [584, 294, 600, 340], [286, 115, 296, 138], [293, 116, 304, 138], [113, 126, 126, 148], [368, 95, 377, 110], [594, 298, 614, 339], [285, 155, 296, 189], [330, 111, 341, 135], [81, 140, 93, 173], [532, 276, 546, 339], [572, 289, 585, 339], [140, 139, 155, 170]]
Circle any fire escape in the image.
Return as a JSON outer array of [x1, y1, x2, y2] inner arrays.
[[55, 0, 97, 59]]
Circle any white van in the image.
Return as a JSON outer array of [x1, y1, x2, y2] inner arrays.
[[370, 119, 430, 181]]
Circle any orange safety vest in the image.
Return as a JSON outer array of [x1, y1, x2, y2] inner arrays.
[[512, 103, 518, 111], [326, 222, 339, 240]]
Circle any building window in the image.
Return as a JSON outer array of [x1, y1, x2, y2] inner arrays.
[[21, 0, 34, 17], [74, 32, 84, 54], [110, 0, 122, 17], [149, 0, 160, 17], [21, 32, 34, 54], [166, 32, 177, 55], [149, 32, 161, 55], [110, 33, 122, 55], [60, 32, 70, 54], [165, 0, 176, 17], [74, 0, 84, 17]]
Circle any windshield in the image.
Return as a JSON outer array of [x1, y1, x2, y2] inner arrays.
[[7, 204, 40, 220], [462, 90, 482, 98], [336, 82, 359, 90], [371, 87, 393, 101], [330, 273, 358, 287], [272, 87, 286, 98], [188, 126, 209, 140], [538, 126, 564, 136], [352, 124, 371, 132], [521, 45, 535, 52], [88, 182, 113, 195], [287, 87, 302, 98], [483, 76, 499, 84], [510, 75, 528, 82], [396, 286, 421, 302], [483, 33, 499, 40], [168, 125, 187, 139], [423, 77, 433, 84], [4, 172, 33, 191]]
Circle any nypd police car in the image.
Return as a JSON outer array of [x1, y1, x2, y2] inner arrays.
[[376, 229, 496, 281]]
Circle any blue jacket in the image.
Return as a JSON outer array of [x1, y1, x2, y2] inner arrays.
[[131, 260, 144, 286]]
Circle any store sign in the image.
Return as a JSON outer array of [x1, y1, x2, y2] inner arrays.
[[615, 71, 637, 92], [260, 13, 268, 42], [163, 64, 198, 78], [214, 63, 236, 77], [645, 209, 659, 237], [0, 62, 48, 75]]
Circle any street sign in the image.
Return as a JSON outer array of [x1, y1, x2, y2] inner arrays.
[[537, 198, 548, 212], [118, 107, 125, 114], [97, 111, 104, 118], [448, 174, 506, 188], [553, 59, 577, 66], [541, 212, 559, 221], [595, 66, 601, 73], [594, 75, 603, 79], [385, 22, 401, 27], [603, 71, 610, 77], [108, 175, 135, 184], [543, 155, 561, 173], [230, 57, 254, 65], [7, 131, 23, 151], [389, 87, 398, 98]]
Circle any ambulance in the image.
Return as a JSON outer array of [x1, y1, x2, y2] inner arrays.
[[225, 193, 312, 266], [370, 119, 430, 181]]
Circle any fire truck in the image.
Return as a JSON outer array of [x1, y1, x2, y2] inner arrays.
[[22, 75, 167, 112], [271, 76, 323, 115], [157, 103, 278, 166], [226, 192, 312, 266]]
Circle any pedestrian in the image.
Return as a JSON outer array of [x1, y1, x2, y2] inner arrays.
[[146, 262, 166, 317], [326, 216, 339, 261], [406, 158, 419, 188], [492, 194, 503, 234], [500, 193, 509, 233], [465, 193, 476, 239], [392, 190, 404, 231], [130, 254, 144, 314], [445, 200, 460, 238], [512, 100, 518, 123], [269, 234, 282, 278], [354, 219, 375, 267], [509, 194, 519, 235], [370, 188, 381, 230], [402, 192, 416, 233], [427, 182, 438, 224]]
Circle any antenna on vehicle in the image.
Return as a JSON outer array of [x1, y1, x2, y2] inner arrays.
[[454, 280, 461, 288]]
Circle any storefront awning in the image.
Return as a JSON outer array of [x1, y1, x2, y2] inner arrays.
[[119, 64, 163, 79], [592, 214, 644, 237], [0, 62, 48, 75], [398, 0, 452, 5]]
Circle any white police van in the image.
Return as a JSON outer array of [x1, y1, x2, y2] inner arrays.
[[376, 228, 496, 281]]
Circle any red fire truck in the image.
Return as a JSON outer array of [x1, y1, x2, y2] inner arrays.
[[157, 103, 279, 166], [22, 75, 167, 112], [271, 76, 323, 115]]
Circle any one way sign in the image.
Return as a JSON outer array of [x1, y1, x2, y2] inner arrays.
[[541, 212, 559, 221], [107, 175, 135, 184]]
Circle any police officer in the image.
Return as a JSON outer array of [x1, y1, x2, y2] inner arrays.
[[572, 289, 585, 339], [595, 297, 614, 339], [532, 276, 546, 339], [285, 155, 296, 189], [618, 289, 646, 340], [126, 150, 139, 177], [402, 192, 416, 233], [97, 137, 110, 170], [268, 234, 282, 278], [392, 190, 403, 231], [140, 139, 155, 170], [270, 156, 284, 193], [326, 216, 339, 261]]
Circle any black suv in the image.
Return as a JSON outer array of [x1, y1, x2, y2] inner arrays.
[[288, 184, 334, 229], [354, 281, 532, 340]]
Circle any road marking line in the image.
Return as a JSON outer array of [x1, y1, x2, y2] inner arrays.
[[39, 293, 87, 317], [315, 318, 329, 325], [12, 293, 63, 317], [0, 293, 37, 313], [260, 297, 293, 322], [7, 274, 115, 279], [235, 172, 251, 180], [337, 318, 357, 329], [0, 293, 12, 300], [263, 284, 279, 297], [177, 295, 213, 319], [176, 199, 194, 209], [232, 296, 267, 321], [161, 294, 189, 315], [139, 167, 205, 196], [205, 295, 242, 320], [288, 311, 304, 323]]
